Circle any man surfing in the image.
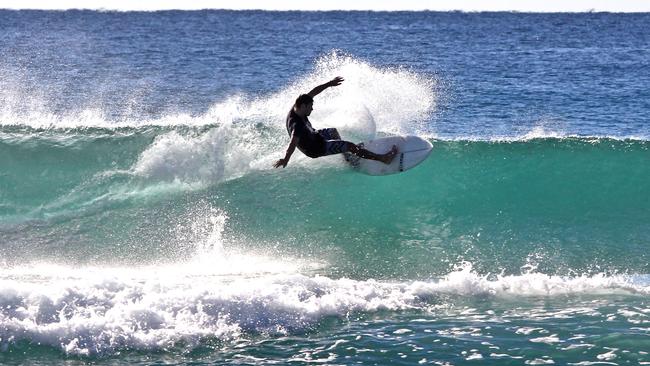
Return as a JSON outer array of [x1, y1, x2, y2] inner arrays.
[[274, 76, 398, 168]]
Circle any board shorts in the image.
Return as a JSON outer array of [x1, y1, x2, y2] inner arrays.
[[317, 128, 351, 156]]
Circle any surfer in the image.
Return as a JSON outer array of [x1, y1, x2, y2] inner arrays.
[[274, 76, 398, 168]]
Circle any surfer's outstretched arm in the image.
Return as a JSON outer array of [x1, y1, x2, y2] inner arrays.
[[274, 132, 299, 168], [307, 76, 344, 98]]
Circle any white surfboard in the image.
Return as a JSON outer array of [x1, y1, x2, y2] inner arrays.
[[345, 135, 433, 175]]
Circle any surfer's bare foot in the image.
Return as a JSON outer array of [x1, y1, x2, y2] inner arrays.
[[380, 145, 398, 164]]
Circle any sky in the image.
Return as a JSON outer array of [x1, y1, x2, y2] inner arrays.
[[1, 0, 650, 12]]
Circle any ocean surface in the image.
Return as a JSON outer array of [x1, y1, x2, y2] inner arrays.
[[1, 9, 649, 365]]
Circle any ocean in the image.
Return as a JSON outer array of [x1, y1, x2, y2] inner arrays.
[[1, 9, 649, 365]]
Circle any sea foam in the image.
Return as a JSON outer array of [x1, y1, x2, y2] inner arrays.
[[1, 261, 647, 356]]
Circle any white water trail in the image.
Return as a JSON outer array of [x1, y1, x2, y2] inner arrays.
[[1, 259, 648, 356]]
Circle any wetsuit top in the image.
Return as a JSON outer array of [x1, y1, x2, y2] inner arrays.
[[286, 109, 325, 158]]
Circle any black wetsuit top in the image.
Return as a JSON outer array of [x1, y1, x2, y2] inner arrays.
[[286, 109, 325, 158]]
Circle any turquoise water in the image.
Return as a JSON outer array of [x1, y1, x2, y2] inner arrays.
[[4, 131, 648, 275], [2, 10, 650, 365]]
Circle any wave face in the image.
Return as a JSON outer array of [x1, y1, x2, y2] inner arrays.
[[2, 126, 649, 276]]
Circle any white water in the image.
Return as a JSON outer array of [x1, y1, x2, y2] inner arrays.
[[1, 259, 648, 356]]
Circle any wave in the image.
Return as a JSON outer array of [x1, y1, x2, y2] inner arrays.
[[0, 261, 648, 356], [2, 133, 649, 273], [2, 132, 647, 215]]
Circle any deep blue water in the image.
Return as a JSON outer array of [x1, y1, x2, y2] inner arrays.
[[2, 11, 649, 136], [1, 10, 649, 365]]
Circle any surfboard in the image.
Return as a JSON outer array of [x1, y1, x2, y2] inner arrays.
[[345, 135, 433, 175]]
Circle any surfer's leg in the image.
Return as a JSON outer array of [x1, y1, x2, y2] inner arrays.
[[349, 143, 398, 164], [320, 128, 398, 164], [318, 128, 341, 140], [322, 140, 351, 156], [325, 129, 355, 163]]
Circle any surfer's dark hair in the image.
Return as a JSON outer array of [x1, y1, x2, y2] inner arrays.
[[295, 94, 313, 107]]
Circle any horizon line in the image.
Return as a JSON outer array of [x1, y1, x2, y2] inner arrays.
[[4, 0, 650, 13], [2, 7, 650, 13]]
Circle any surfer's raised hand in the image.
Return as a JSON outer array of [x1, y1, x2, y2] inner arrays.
[[308, 76, 345, 97], [328, 76, 344, 87]]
